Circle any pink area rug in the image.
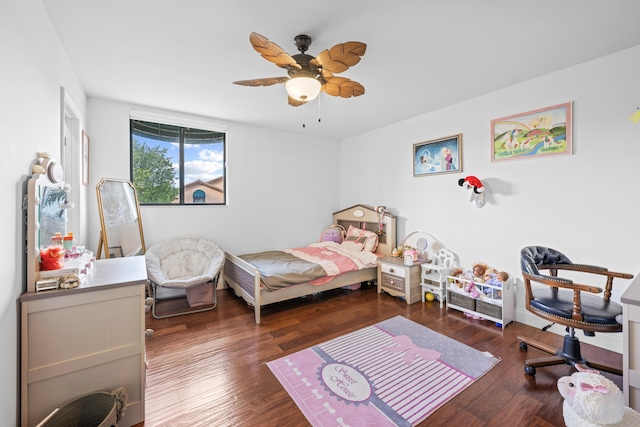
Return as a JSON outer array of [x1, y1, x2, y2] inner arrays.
[[267, 315, 499, 426]]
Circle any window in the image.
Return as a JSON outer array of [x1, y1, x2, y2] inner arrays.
[[193, 189, 206, 203], [130, 117, 226, 205]]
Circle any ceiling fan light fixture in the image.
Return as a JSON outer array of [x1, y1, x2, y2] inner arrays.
[[285, 76, 321, 102]]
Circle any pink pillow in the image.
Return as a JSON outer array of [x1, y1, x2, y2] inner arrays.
[[345, 225, 379, 252]]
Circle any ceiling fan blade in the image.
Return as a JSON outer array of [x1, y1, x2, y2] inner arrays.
[[314, 41, 366, 74], [233, 77, 289, 87], [288, 96, 305, 107], [249, 32, 302, 70], [323, 77, 365, 98]]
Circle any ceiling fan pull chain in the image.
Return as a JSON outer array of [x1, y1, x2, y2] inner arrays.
[[302, 101, 307, 128], [317, 95, 321, 123]]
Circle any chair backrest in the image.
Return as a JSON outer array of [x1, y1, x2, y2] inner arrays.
[[147, 236, 224, 280], [520, 246, 572, 278], [433, 248, 457, 269]]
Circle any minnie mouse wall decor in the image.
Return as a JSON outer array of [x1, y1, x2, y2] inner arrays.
[[458, 176, 486, 208], [375, 205, 387, 237]]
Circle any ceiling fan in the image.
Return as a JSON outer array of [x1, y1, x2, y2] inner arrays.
[[233, 32, 366, 106]]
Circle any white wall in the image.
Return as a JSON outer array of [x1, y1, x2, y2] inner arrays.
[[1, 0, 87, 425], [86, 99, 341, 255], [340, 44, 640, 353]]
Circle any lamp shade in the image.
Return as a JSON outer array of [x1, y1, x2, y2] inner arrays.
[[285, 77, 321, 102]]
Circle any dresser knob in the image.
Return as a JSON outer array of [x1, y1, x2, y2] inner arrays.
[[389, 268, 395, 273]]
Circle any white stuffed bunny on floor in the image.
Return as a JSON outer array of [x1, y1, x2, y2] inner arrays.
[[557, 368, 640, 427]]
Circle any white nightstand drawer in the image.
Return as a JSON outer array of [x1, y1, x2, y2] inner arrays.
[[381, 274, 405, 292], [380, 263, 406, 278]]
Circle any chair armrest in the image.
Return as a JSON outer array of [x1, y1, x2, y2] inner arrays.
[[553, 263, 633, 279], [525, 272, 602, 294], [535, 277, 603, 294], [145, 255, 169, 284]]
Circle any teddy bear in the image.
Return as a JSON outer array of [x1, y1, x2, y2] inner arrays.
[[557, 369, 640, 426]]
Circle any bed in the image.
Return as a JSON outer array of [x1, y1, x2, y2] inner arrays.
[[223, 204, 397, 324]]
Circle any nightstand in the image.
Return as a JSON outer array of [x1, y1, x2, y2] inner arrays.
[[377, 256, 428, 304]]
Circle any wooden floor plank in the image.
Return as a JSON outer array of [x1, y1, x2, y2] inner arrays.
[[137, 284, 622, 426]]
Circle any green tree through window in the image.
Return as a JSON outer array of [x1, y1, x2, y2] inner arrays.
[[132, 139, 178, 203]]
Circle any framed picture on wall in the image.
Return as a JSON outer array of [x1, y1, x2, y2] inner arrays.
[[413, 134, 462, 177], [82, 130, 90, 186], [491, 102, 572, 162]]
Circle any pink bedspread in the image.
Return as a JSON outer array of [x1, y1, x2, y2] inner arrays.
[[285, 246, 369, 286], [240, 242, 378, 291]]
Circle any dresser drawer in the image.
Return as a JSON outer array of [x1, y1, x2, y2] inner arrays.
[[381, 273, 405, 292], [380, 263, 406, 278]]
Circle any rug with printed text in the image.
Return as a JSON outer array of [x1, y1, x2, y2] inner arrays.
[[267, 315, 499, 426]]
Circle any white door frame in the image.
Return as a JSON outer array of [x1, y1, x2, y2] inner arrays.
[[60, 87, 82, 244]]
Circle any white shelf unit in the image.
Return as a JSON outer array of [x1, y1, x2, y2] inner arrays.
[[420, 264, 448, 307], [419, 247, 457, 308], [445, 275, 514, 329]]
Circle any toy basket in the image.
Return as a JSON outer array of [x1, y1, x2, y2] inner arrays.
[[476, 299, 502, 319], [449, 291, 476, 311], [38, 391, 117, 427]]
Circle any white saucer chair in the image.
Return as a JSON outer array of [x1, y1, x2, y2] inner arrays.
[[145, 235, 225, 319]]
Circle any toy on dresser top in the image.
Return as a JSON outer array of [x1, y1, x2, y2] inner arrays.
[[448, 262, 509, 300]]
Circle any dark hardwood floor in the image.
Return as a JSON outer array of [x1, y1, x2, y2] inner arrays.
[[138, 283, 622, 427]]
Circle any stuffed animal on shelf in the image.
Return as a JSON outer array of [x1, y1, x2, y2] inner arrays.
[[40, 246, 65, 271], [464, 280, 480, 298], [472, 262, 488, 282], [448, 267, 465, 288], [483, 270, 509, 299], [558, 369, 640, 427]]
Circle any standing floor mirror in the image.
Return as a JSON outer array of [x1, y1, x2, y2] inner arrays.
[[96, 178, 146, 259]]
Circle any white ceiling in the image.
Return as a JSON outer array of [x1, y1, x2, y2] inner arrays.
[[43, 0, 640, 140]]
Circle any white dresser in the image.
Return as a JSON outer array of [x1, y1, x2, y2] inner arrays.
[[20, 256, 148, 427], [622, 274, 640, 411]]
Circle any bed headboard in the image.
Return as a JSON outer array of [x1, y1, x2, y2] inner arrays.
[[333, 204, 397, 257]]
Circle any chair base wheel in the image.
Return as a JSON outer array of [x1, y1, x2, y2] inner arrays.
[[520, 342, 528, 351], [525, 365, 536, 376]]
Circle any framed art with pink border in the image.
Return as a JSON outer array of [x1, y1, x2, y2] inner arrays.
[[491, 102, 572, 162]]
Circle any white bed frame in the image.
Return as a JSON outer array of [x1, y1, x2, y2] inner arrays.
[[223, 204, 397, 324]]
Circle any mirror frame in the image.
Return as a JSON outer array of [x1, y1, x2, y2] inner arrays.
[[96, 178, 146, 259], [26, 161, 67, 292]]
